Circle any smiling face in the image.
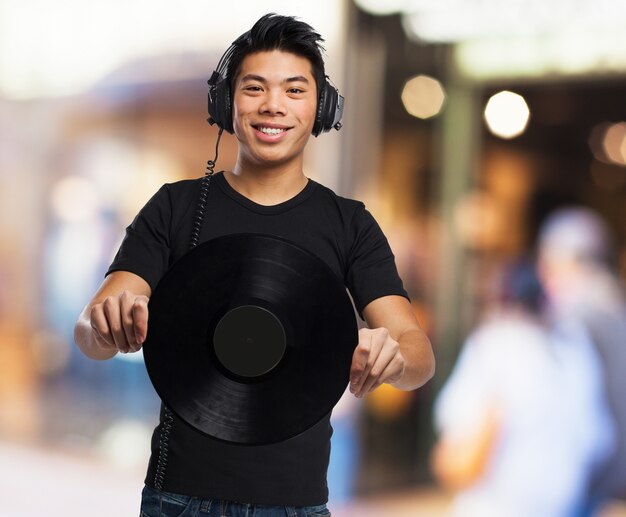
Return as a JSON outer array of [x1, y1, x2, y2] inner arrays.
[[232, 50, 318, 172]]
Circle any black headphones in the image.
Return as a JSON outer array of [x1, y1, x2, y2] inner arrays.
[[207, 41, 344, 137]]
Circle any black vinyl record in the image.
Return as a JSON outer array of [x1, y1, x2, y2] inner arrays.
[[143, 233, 358, 445]]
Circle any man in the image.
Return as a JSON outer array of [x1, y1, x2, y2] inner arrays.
[[74, 13, 434, 516], [537, 207, 626, 515], [431, 261, 614, 517]]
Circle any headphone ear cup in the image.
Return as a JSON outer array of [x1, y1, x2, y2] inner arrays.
[[312, 83, 326, 137], [312, 80, 341, 137], [208, 72, 234, 134]]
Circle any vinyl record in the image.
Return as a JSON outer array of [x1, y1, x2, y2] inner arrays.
[[143, 233, 358, 445]]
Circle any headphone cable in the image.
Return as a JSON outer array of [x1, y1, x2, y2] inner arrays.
[[189, 127, 223, 249]]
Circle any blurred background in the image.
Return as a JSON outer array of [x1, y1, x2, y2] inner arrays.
[[0, 0, 625, 515]]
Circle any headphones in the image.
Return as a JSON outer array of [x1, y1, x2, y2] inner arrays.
[[207, 41, 344, 137]]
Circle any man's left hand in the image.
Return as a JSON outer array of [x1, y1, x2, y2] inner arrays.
[[349, 327, 406, 398]]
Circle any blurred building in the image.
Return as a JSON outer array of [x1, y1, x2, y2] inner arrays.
[[346, 0, 626, 497]]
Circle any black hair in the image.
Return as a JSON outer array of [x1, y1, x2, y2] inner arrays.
[[500, 259, 545, 314], [226, 13, 327, 95]]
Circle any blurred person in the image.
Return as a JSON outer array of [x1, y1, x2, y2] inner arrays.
[[537, 206, 626, 514], [73, 13, 434, 517], [431, 261, 614, 517]]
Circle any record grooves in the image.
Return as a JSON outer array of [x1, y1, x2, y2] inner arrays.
[[143, 233, 358, 445]]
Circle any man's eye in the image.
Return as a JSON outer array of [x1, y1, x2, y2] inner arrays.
[[288, 88, 304, 94], [245, 86, 262, 92]]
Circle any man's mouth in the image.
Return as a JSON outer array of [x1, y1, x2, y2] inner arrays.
[[254, 126, 290, 135]]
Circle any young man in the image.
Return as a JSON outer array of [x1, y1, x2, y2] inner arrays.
[[74, 13, 434, 516]]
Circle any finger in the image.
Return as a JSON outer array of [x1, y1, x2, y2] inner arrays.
[[90, 305, 115, 349], [352, 330, 384, 395], [350, 331, 373, 393], [350, 348, 369, 394], [357, 341, 397, 396], [119, 291, 140, 352], [378, 354, 406, 386], [349, 345, 368, 390], [132, 296, 149, 347], [349, 330, 369, 380], [102, 296, 131, 353], [362, 348, 404, 396]]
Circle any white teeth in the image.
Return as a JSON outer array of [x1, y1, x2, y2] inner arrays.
[[258, 127, 286, 135]]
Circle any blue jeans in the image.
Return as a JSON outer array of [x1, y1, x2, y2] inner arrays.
[[140, 485, 332, 517]]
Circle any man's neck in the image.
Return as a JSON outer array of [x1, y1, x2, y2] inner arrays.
[[227, 161, 309, 206]]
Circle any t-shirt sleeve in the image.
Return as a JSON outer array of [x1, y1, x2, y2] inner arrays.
[[345, 202, 410, 321], [106, 184, 172, 291]]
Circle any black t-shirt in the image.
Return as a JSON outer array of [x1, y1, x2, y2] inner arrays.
[[107, 171, 410, 506]]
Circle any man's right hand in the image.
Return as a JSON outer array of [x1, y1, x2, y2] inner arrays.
[[90, 290, 149, 354], [74, 271, 152, 360]]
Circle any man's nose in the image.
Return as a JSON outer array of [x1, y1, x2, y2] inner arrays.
[[260, 90, 286, 115]]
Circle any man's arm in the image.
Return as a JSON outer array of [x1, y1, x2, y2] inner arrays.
[[349, 295, 435, 397], [74, 271, 152, 361], [430, 403, 500, 490]]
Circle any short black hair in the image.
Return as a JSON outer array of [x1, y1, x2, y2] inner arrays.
[[225, 13, 326, 94], [500, 259, 545, 314]]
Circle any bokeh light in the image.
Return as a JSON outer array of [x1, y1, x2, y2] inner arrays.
[[484, 90, 530, 139], [589, 121, 626, 167], [601, 122, 626, 166], [589, 122, 610, 163], [401, 74, 446, 119]]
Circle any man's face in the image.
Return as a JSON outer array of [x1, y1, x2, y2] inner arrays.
[[537, 250, 582, 306], [232, 50, 318, 169]]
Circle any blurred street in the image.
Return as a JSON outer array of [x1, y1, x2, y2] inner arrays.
[[0, 440, 451, 517], [2, 440, 626, 516]]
